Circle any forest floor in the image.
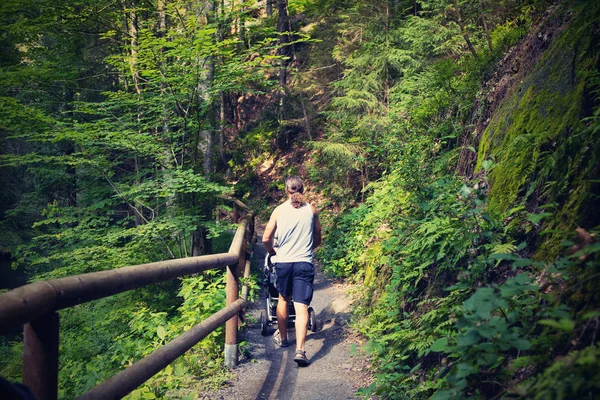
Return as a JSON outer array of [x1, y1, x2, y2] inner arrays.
[[200, 228, 375, 399]]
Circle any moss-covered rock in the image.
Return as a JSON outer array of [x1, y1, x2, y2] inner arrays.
[[476, 2, 600, 259]]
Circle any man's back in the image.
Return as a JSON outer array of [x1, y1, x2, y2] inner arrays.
[[274, 200, 315, 264]]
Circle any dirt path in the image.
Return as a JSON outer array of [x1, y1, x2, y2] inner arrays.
[[202, 230, 373, 399]]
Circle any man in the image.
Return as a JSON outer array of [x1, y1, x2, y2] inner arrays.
[[262, 176, 322, 367]]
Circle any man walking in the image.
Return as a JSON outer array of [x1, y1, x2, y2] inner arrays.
[[262, 176, 322, 366]]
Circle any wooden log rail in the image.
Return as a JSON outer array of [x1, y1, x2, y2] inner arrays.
[[0, 207, 255, 400]]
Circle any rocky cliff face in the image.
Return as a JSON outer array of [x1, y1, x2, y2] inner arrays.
[[472, 2, 599, 260]]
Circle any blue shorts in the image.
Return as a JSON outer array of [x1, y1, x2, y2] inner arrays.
[[275, 262, 315, 306]]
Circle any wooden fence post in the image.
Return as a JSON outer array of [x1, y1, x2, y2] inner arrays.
[[224, 227, 246, 367], [232, 203, 239, 224], [23, 312, 59, 400]]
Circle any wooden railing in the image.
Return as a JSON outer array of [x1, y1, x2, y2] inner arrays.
[[0, 204, 255, 400]]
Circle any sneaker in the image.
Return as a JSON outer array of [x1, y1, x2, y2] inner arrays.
[[273, 329, 289, 347], [294, 350, 310, 367]]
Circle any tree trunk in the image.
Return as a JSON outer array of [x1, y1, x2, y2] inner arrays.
[[158, 0, 171, 145], [134, 155, 144, 227], [158, 0, 167, 39], [238, 0, 245, 46], [266, 0, 273, 17], [385, 0, 390, 109], [453, 0, 479, 60], [192, 0, 218, 256], [198, 0, 216, 177], [127, 1, 141, 95], [60, 87, 77, 207], [218, 0, 227, 167], [219, 91, 227, 166], [126, 1, 145, 227], [480, 14, 493, 53], [276, 0, 291, 137], [277, 0, 291, 89], [191, 226, 212, 256], [299, 94, 312, 140]]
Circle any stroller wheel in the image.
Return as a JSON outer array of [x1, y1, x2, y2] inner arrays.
[[260, 310, 268, 336], [308, 307, 318, 332]]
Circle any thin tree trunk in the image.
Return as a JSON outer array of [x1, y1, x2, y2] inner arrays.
[[158, 0, 179, 221], [191, 0, 217, 256], [134, 156, 144, 227], [60, 87, 77, 207], [453, 0, 479, 60], [238, 0, 245, 46], [127, 1, 141, 95], [480, 14, 493, 53], [158, 0, 170, 147], [277, 0, 291, 89], [203, 63, 215, 177], [126, 1, 145, 227], [385, 0, 390, 109], [219, 91, 227, 165], [299, 94, 312, 140], [198, 0, 216, 177], [191, 228, 210, 256], [266, 0, 273, 17], [218, 0, 227, 166], [277, 0, 291, 138]]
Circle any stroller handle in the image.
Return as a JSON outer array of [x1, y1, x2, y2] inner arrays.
[[264, 252, 275, 277]]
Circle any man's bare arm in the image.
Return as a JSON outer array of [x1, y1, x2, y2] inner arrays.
[[312, 204, 322, 250], [262, 208, 279, 255]]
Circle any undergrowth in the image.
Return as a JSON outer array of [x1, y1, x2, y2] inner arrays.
[[321, 166, 600, 399], [316, 1, 600, 398]]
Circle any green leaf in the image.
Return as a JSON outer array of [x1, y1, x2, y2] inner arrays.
[[512, 258, 534, 268], [499, 273, 537, 297], [463, 287, 497, 319], [432, 390, 454, 400], [430, 337, 448, 352], [455, 362, 477, 378], [457, 329, 480, 347], [490, 253, 519, 261], [508, 206, 526, 215], [582, 311, 600, 320], [527, 212, 552, 224], [459, 184, 471, 197], [482, 159, 493, 171], [157, 326, 166, 340], [512, 339, 532, 350], [538, 318, 575, 332]]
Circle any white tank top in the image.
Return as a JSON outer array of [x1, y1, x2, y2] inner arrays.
[[272, 200, 315, 264]]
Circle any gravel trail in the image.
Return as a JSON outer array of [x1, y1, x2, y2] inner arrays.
[[203, 229, 373, 400]]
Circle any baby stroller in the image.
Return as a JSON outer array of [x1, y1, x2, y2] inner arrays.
[[260, 253, 317, 336]]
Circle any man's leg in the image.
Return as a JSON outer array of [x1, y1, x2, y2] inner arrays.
[[294, 302, 309, 351], [276, 294, 291, 341], [275, 262, 293, 345]]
